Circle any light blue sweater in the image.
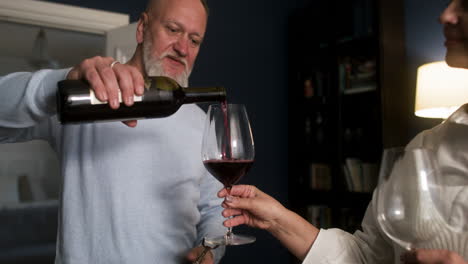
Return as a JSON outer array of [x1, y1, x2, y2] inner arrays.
[[0, 69, 226, 263]]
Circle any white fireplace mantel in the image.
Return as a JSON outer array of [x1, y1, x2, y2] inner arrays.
[[0, 0, 129, 35]]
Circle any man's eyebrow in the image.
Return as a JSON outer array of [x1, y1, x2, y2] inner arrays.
[[164, 19, 204, 38], [190, 32, 203, 39]]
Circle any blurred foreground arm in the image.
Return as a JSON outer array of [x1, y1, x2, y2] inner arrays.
[[401, 249, 467, 264]]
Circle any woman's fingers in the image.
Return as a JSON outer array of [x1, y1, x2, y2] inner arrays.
[[223, 215, 248, 227]]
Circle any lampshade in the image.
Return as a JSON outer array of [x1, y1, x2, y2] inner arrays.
[[415, 61, 468, 118]]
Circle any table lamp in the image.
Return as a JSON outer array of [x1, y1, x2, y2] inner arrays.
[[415, 61, 468, 119]]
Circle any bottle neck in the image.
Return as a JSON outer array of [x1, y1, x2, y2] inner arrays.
[[183, 87, 226, 104]]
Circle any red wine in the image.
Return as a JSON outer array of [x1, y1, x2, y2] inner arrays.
[[56, 76, 226, 124], [221, 100, 230, 159], [203, 159, 254, 187]]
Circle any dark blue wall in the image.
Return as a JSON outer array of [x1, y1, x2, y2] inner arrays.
[[43, 0, 302, 263], [404, 0, 449, 139]]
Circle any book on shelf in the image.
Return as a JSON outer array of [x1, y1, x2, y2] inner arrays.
[[304, 112, 327, 149], [306, 205, 364, 232], [343, 85, 376, 95], [343, 158, 378, 192], [309, 163, 332, 190], [303, 77, 314, 98], [306, 205, 332, 229], [338, 56, 377, 95], [302, 70, 330, 99]]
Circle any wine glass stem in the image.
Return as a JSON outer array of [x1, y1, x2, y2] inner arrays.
[[225, 225, 233, 244], [225, 186, 233, 241]]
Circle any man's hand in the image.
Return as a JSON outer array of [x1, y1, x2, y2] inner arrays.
[[185, 245, 213, 264], [401, 249, 467, 264], [67, 56, 145, 127]]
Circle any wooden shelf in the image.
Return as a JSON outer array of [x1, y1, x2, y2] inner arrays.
[[303, 96, 328, 105], [292, 189, 373, 208], [288, 0, 408, 237], [342, 86, 377, 95]]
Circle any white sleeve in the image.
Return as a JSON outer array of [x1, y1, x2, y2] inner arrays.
[[302, 125, 450, 263], [0, 68, 69, 143], [302, 192, 395, 264]]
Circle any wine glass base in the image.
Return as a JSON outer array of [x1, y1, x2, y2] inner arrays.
[[204, 234, 256, 246]]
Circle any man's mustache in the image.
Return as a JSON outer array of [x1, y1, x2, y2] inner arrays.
[[161, 53, 188, 69]]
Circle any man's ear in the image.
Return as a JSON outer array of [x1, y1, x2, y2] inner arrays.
[[136, 12, 149, 44]]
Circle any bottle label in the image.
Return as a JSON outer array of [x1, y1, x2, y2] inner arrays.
[[90, 90, 143, 105]]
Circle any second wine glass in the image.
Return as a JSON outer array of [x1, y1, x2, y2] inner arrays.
[[201, 103, 255, 246], [374, 147, 449, 250]]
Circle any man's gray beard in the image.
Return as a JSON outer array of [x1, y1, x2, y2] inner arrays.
[[142, 38, 190, 87]]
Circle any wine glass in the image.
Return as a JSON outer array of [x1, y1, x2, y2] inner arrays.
[[201, 103, 256, 246], [375, 147, 450, 250]]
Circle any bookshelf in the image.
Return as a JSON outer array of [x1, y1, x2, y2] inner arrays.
[[287, 0, 409, 250]]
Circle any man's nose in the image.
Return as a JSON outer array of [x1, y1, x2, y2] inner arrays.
[[173, 36, 188, 57], [439, 2, 458, 25]]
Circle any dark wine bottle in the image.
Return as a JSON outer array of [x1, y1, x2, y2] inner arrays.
[[56, 76, 226, 124]]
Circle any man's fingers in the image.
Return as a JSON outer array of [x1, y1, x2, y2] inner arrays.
[[185, 246, 213, 264], [84, 69, 107, 102], [130, 67, 145, 95], [114, 64, 137, 106], [98, 66, 120, 109], [82, 56, 114, 102], [66, 68, 80, 80], [67, 56, 147, 116], [122, 120, 138, 127], [185, 247, 201, 261]]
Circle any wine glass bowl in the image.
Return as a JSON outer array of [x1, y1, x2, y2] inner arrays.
[[203, 159, 254, 187], [375, 147, 450, 250], [201, 103, 255, 246]]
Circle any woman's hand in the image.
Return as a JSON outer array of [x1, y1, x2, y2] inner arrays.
[[218, 185, 319, 261], [218, 185, 287, 232]]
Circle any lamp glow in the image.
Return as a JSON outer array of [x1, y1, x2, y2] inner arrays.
[[415, 61, 468, 118]]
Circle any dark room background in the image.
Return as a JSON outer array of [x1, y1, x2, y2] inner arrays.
[[405, 0, 449, 138]]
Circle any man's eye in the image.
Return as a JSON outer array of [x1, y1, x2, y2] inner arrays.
[[191, 39, 201, 47], [167, 26, 179, 33]]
